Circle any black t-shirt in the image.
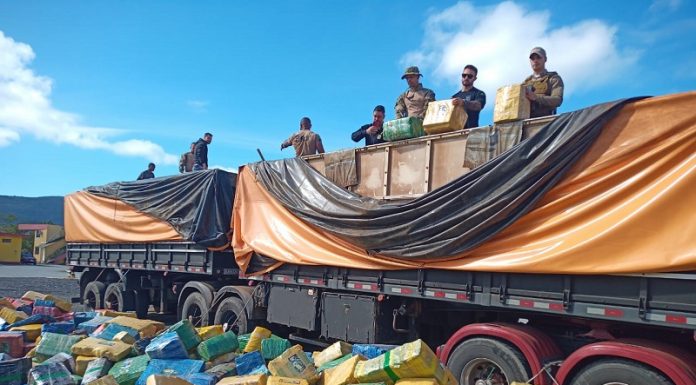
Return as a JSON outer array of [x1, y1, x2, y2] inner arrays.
[[452, 87, 486, 128], [194, 138, 208, 166], [351, 123, 385, 146], [137, 170, 154, 180]]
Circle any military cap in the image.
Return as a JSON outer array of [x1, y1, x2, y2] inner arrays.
[[401, 66, 423, 79], [529, 47, 547, 59]]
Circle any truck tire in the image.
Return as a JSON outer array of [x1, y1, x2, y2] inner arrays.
[[135, 290, 150, 319], [83, 281, 107, 310], [568, 358, 673, 385], [447, 337, 530, 385], [181, 291, 210, 327], [104, 283, 135, 312], [214, 296, 256, 334]]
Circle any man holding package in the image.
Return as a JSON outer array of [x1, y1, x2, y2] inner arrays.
[[523, 47, 564, 118], [452, 64, 486, 128], [351, 105, 386, 146], [395, 66, 436, 119]]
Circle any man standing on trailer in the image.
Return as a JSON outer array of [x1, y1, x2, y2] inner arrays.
[[352, 105, 386, 146], [452, 64, 486, 128], [523, 47, 564, 118], [193, 132, 213, 171], [281, 117, 325, 156], [395, 66, 436, 119]]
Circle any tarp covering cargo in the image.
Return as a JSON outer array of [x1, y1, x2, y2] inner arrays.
[[64, 170, 236, 248], [233, 92, 696, 274]]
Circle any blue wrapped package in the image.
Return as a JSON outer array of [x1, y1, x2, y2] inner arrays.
[[351, 344, 398, 359], [77, 316, 113, 334], [41, 322, 75, 335], [234, 351, 268, 375], [34, 299, 56, 308], [92, 323, 139, 341], [73, 312, 97, 326], [132, 337, 151, 356], [0, 356, 31, 385], [182, 373, 216, 385], [8, 314, 54, 328], [134, 359, 204, 385], [145, 332, 188, 359]]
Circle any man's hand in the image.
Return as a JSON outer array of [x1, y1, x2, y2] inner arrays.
[[366, 126, 380, 135], [525, 89, 537, 101], [452, 97, 464, 107], [280, 143, 287, 150]]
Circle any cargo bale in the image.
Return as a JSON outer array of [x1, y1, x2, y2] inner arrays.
[[36, 333, 84, 362], [10, 323, 43, 341], [216, 374, 267, 385], [320, 355, 364, 385], [204, 352, 237, 369], [42, 322, 76, 335], [493, 84, 530, 123], [72, 337, 133, 362], [108, 355, 151, 385], [77, 317, 114, 335], [195, 325, 222, 342], [85, 374, 119, 385], [267, 377, 308, 385], [234, 351, 268, 376], [81, 357, 113, 385], [106, 317, 164, 339], [353, 340, 448, 385], [243, 327, 271, 353], [316, 354, 353, 373], [0, 356, 31, 385], [40, 352, 76, 374], [75, 356, 99, 376], [93, 324, 139, 342], [27, 361, 75, 385], [0, 331, 26, 358], [182, 373, 216, 385], [267, 345, 318, 384], [351, 344, 396, 360], [146, 332, 188, 360], [311, 342, 352, 368], [204, 362, 236, 381], [113, 331, 136, 345], [166, 320, 201, 351], [144, 375, 193, 385], [197, 332, 238, 361], [135, 359, 204, 385], [0, 308, 28, 324], [260, 338, 291, 361]]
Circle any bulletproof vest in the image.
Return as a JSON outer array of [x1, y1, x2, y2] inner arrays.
[[524, 72, 558, 116]]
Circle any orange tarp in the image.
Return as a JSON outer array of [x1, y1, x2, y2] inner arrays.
[[65, 191, 182, 243], [233, 92, 696, 274]]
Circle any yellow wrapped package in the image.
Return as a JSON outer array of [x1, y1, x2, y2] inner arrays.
[[113, 330, 136, 344], [106, 316, 165, 338], [21, 291, 72, 313], [0, 298, 15, 308], [197, 325, 223, 341], [268, 377, 309, 385], [0, 307, 28, 324], [76, 355, 99, 376], [10, 324, 42, 341], [97, 309, 137, 318], [218, 374, 268, 385], [244, 326, 272, 352], [395, 380, 438, 385], [493, 84, 530, 123], [321, 354, 364, 385], [146, 375, 194, 385], [268, 345, 319, 385], [312, 341, 352, 368], [354, 340, 449, 385], [423, 99, 468, 135], [71, 336, 133, 361], [88, 374, 120, 385]]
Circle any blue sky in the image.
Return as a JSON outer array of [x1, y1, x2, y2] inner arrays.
[[1, 0, 694, 197]]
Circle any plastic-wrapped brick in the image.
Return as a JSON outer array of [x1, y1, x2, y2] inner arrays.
[[35, 333, 85, 363], [165, 320, 200, 351], [267, 345, 318, 384], [0, 331, 26, 358], [81, 357, 113, 385], [145, 332, 188, 360], [42, 322, 76, 335], [351, 344, 397, 360], [243, 327, 271, 353], [196, 332, 238, 361], [181, 372, 216, 385], [77, 317, 113, 335], [195, 325, 222, 342], [134, 359, 204, 385], [0, 356, 31, 385], [108, 355, 151, 385], [27, 361, 75, 385], [72, 313, 97, 327], [40, 352, 76, 374], [204, 362, 236, 381], [92, 324, 139, 342], [260, 338, 291, 360], [235, 351, 269, 376], [71, 337, 133, 362]]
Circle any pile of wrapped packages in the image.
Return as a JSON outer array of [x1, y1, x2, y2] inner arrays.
[[1, 291, 456, 385]]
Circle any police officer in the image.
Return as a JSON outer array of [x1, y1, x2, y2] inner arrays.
[[523, 47, 564, 118], [395, 66, 436, 119]]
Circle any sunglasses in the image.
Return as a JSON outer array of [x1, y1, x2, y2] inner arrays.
[[461, 73, 475, 79]]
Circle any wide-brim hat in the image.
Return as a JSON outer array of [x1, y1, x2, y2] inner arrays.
[[401, 66, 423, 79]]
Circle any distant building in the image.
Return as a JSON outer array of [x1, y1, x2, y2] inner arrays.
[[17, 224, 66, 264], [0, 232, 23, 264]]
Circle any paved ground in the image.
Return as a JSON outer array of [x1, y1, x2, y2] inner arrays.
[[0, 264, 80, 301]]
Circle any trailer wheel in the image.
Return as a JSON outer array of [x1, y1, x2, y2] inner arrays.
[[568, 358, 673, 385], [83, 281, 107, 310], [104, 283, 135, 312], [214, 297, 256, 334], [135, 290, 150, 319], [181, 291, 210, 327], [447, 337, 530, 385]]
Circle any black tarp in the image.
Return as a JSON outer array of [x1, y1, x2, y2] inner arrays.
[[86, 169, 236, 248], [250, 98, 642, 259]]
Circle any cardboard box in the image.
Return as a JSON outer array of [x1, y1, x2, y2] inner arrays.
[[493, 84, 530, 123], [423, 99, 467, 135], [267, 345, 319, 384]]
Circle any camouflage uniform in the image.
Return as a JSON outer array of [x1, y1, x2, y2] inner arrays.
[[282, 130, 324, 157], [395, 84, 436, 119], [523, 70, 564, 118]]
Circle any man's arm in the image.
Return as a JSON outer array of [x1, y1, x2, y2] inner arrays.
[[535, 75, 564, 109], [178, 154, 186, 173], [424, 89, 436, 108], [395, 93, 407, 119], [316, 135, 325, 154], [351, 124, 370, 143], [280, 133, 295, 150]]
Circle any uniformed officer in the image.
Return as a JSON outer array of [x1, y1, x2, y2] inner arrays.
[[395, 66, 436, 119], [523, 47, 564, 118]]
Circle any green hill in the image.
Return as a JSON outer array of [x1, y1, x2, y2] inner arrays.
[[0, 195, 64, 226]]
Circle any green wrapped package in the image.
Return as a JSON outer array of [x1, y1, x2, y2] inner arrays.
[[382, 117, 424, 142], [261, 338, 291, 360], [35, 332, 85, 362], [197, 331, 239, 361], [237, 334, 250, 352], [108, 354, 151, 385], [317, 353, 354, 373], [166, 320, 201, 351]]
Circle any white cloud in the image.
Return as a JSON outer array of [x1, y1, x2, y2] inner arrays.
[[0, 31, 178, 164], [649, 0, 682, 12], [187, 100, 209, 112], [402, 1, 637, 106]]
